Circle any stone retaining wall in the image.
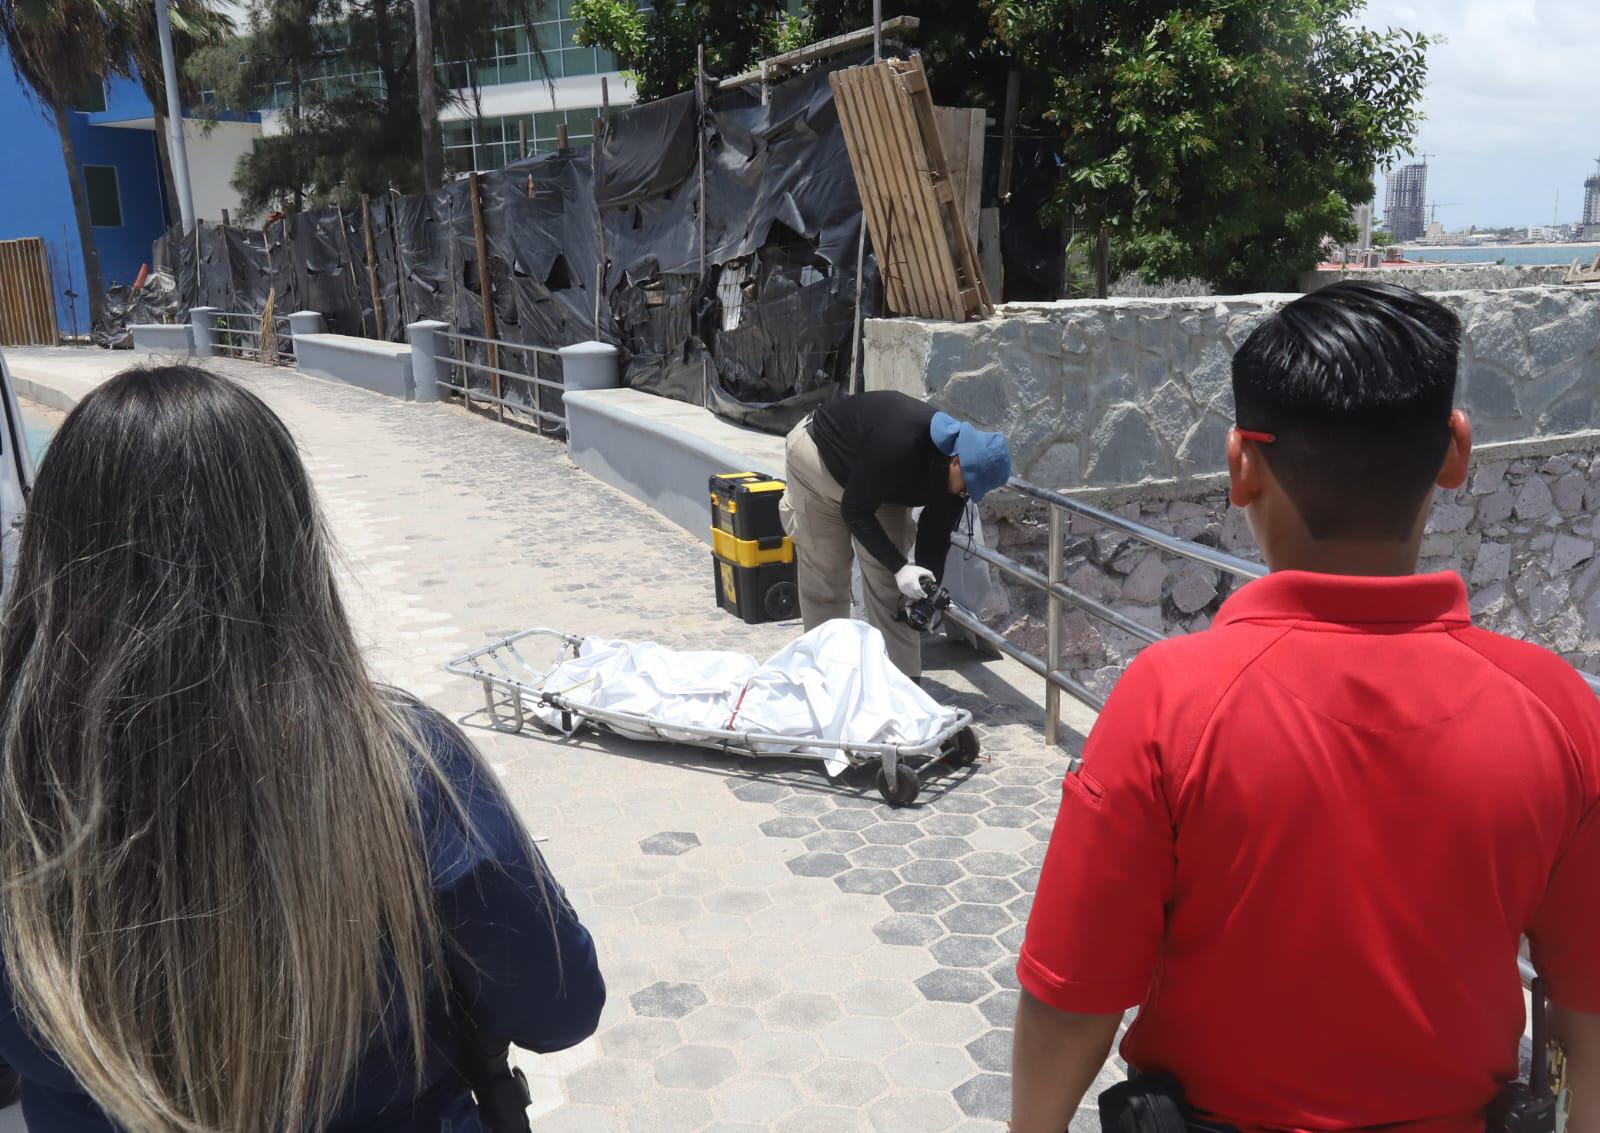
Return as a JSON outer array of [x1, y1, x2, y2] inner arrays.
[[864, 283, 1600, 492], [994, 436, 1600, 694]]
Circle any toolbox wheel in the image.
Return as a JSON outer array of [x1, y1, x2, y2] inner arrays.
[[952, 726, 980, 767], [876, 763, 921, 807], [765, 580, 798, 621]]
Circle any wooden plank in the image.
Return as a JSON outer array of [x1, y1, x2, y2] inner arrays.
[[831, 60, 997, 320], [897, 60, 992, 314], [360, 195, 385, 340], [830, 68, 920, 316], [0, 243, 16, 345], [934, 107, 983, 252], [856, 66, 946, 317], [717, 17, 920, 90], [0, 238, 53, 346], [467, 171, 502, 420], [875, 62, 964, 319], [0, 243, 15, 344], [978, 206, 1002, 301], [858, 63, 954, 318], [36, 239, 56, 342]]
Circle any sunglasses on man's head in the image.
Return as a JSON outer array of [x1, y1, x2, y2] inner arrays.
[[1236, 428, 1276, 444]]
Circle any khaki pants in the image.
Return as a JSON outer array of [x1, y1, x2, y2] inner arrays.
[[780, 418, 921, 679]]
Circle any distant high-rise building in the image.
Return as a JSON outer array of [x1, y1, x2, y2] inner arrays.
[[1584, 157, 1600, 239], [1385, 162, 1429, 243]]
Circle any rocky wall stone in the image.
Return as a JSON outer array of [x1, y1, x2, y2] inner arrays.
[[864, 283, 1600, 492], [990, 445, 1600, 695]]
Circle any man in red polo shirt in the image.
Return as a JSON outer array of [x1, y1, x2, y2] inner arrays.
[[1011, 281, 1599, 1132]]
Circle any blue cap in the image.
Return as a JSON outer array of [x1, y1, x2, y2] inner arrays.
[[930, 412, 1012, 502]]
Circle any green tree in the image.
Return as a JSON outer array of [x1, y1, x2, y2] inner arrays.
[[1370, 229, 1395, 247], [191, 0, 556, 218], [0, 0, 125, 326], [989, 0, 1432, 291], [570, 0, 812, 102], [806, 0, 1041, 121], [104, 0, 233, 225]]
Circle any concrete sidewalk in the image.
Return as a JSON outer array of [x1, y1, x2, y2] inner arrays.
[[6, 346, 1113, 1132]]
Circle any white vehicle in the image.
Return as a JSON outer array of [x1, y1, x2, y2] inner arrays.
[[0, 348, 35, 606]]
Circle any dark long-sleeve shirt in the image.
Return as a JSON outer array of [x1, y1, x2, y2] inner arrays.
[[809, 391, 965, 578], [0, 705, 606, 1133]]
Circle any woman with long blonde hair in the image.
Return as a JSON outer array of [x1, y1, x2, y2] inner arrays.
[[0, 365, 605, 1131]]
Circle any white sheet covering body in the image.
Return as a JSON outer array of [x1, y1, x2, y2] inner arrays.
[[531, 620, 961, 774]]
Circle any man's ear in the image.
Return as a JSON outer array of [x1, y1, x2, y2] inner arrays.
[[1228, 428, 1264, 509], [1436, 410, 1473, 490]]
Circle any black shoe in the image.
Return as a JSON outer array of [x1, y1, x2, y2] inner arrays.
[[0, 1064, 20, 1108]]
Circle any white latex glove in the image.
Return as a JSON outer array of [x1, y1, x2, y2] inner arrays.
[[895, 564, 937, 601]]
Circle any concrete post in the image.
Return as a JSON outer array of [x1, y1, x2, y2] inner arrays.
[[407, 319, 450, 404], [189, 306, 219, 357], [559, 341, 621, 392], [287, 310, 326, 338]]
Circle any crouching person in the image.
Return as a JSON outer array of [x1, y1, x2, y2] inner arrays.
[[1011, 283, 1599, 1131], [0, 366, 605, 1132], [782, 390, 1012, 680]]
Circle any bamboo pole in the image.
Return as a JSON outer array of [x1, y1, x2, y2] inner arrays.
[[468, 171, 503, 421], [360, 195, 386, 340], [594, 76, 610, 337]]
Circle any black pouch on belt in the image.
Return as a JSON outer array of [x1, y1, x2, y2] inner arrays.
[[1097, 1073, 1191, 1133]]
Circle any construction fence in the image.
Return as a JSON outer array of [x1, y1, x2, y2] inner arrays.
[[151, 51, 893, 434]]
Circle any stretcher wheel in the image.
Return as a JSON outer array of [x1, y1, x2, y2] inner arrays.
[[877, 763, 920, 807], [952, 726, 980, 767]]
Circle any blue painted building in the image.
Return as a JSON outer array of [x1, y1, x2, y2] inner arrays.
[[0, 46, 174, 336]]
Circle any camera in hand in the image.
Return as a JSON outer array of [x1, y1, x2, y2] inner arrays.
[[898, 576, 952, 632]]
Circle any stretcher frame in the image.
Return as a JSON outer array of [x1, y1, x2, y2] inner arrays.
[[445, 628, 979, 805]]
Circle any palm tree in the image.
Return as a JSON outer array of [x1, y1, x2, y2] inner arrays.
[[106, 0, 233, 227], [0, 0, 120, 328]]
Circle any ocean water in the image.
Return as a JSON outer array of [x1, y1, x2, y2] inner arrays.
[[1404, 243, 1600, 267]]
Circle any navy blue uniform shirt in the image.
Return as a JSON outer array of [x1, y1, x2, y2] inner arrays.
[[0, 706, 606, 1131]]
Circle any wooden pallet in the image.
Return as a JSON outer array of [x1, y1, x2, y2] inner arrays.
[[0, 236, 58, 346], [831, 57, 994, 322], [1563, 248, 1600, 285]]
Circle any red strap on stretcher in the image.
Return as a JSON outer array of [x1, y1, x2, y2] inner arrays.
[[725, 681, 753, 730]]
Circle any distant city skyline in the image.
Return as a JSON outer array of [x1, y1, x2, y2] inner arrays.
[[1359, 0, 1600, 231]]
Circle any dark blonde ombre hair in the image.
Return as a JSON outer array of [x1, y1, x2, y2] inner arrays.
[[0, 366, 461, 1131]]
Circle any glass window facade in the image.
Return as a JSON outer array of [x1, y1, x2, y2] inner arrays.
[[441, 108, 603, 173], [271, 3, 624, 109]]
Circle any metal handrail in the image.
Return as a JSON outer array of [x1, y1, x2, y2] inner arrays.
[[1007, 479, 1265, 582], [950, 475, 1600, 746], [439, 326, 566, 434], [434, 379, 564, 424], [212, 311, 288, 325], [438, 329, 560, 358]]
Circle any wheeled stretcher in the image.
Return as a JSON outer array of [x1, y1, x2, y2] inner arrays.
[[444, 623, 980, 806]]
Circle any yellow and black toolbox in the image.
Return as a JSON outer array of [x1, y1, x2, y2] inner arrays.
[[710, 472, 799, 624]]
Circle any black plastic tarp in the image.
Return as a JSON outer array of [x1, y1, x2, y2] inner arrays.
[[154, 55, 885, 434]]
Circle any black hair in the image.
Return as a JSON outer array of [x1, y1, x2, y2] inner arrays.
[[1231, 280, 1460, 540]]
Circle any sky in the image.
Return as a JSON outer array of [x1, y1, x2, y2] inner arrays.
[[1358, 0, 1600, 230]]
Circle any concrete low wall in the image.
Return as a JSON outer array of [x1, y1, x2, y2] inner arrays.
[[866, 283, 1600, 491], [292, 333, 415, 401], [565, 388, 786, 543], [130, 324, 194, 353]]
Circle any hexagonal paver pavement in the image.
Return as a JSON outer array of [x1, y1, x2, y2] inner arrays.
[[15, 349, 1115, 1131]]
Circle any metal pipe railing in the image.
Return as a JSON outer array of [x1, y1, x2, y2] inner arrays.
[[1008, 478, 1265, 582], [437, 327, 566, 431], [954, 474, 1600, 749]]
